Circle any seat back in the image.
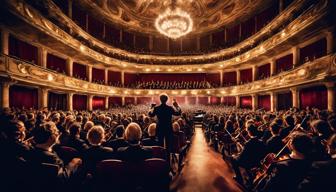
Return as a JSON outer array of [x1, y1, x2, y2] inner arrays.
[[143, 158, 170, 192], [151, 146, 168, 160], [54, 146, 79, 165]]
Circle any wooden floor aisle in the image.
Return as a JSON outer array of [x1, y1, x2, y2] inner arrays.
[[170, 127, 244, 192]]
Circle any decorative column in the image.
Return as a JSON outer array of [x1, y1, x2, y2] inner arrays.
[[104, 69, 108, 85], [270, 60, 276, 76], [220, 71, 224, 87], [252, 65, 258, 81], [326, 31, 334, 54], [38, 87, 49, 109], [270, 92, 278, 112], [105, 96, 109, 110], [1, 29, 9, 55], [252, 94, 258, 111], [220, 96, 224, 104], [134, 97, 138, 105], [1, 81, 10, 108], [325, 82, 336, 111], [184, 96, 188, 105], [196, 96, 199, 105], [292, 46, 300, 67], [236, 70, 241, 85], [279, 0, 284, 12], [121, 71, 125, 87], [66, 58, 73, 77], [67, 93, 73, 111], [208, 96, 211, 105], [68, 0, 73, 18], [235, 95, 240, 108], [38, 47, 47, 68], [290, 88, 299, 108], [87, 95, 93, 111], [121, 96, 125, 106], [86, 65, 92, 82]]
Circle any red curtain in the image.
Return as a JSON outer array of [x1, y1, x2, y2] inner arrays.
[[200, 34, 211, 52], [109, 97, 122, 107], [300, 86, 327, 109], [240, 96, 252, 109], [258, 95, 271, 111], [223, 96, 236, 106], [226, 24, 240, 46], [73, 94, 87, 110], [87, 14, 104, 40], [138, 97, 152, 105], [9, 85, 38, 109], [277, 92, 292, 110], [223, 71, 237, 86], [212, 29, 225, 48], [47, 54, 66, 73], [206, 73, 220, 86], [300, 38, 327, 64], [241, 17, 256, 40], [92, 96, 105, 110], [125, 97, 135, 105], [186, 97, 196, 105], [135, 34, 149, 52], [198, 97, 209, 105], [73, 62, 86, 80], [258, 63, 271, 80], [92, 68, 105, 83], [48, 92, 67, 110], [124, 73, 139, 85], [276, 54, 293, 74], [9, 35, 38, 64], [72, 3, 87, 30], [108, 71, 121, 85], [240, 68, 253, 84], [210, 97, 221, 105], [138, 73, 206, 82]]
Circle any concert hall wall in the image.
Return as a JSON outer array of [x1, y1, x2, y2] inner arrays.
[[138, 73, 207, 83], [223, 71, 237, 86], [92, 96, 105, 110], [186, 97, 197, 105], [223, 96, 236, 106], [47, 54, 66, 73], [125, 97, 135, 105], [240, 68, 253, 84], [9, 35, 38, 64], [300, 86, 327, 109], [108, 71, 121, 85], [48, 92, 67, 110], [277, 92, 292, 110], [210, 96, 221, 105], [240, 96, 252, 109], [73, 62, 87, 80], [9, 85, 38, 109], [205, 73, 220, 85], [73, 94, 87, 110], [198, 97, 209, 105], [72, 3, 87, 30], [88, 14, 104, 40], [92, 68, 105, 83], [300, 38, 327, 64], [138, 97, 152, 105], [258, 95, 271, 111]]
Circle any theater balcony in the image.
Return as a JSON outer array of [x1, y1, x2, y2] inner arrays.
[[0, 0, 335, 112]]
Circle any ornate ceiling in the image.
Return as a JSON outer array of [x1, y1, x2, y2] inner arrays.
[[83, 0, 272, 36]]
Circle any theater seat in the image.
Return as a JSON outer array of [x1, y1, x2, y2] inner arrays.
[[54, 146, 80, 165], [151, 146, 168, 160], [143, 158, 170, 192]]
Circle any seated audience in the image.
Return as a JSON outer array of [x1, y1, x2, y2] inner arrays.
[[65, 123, 89, 153], [142, 123, 159, 146], [105, 125, 128, 151], [266, 122, 284, 153]]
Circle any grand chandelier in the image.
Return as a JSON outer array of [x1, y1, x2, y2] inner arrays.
[[155, 6, 193, 39]]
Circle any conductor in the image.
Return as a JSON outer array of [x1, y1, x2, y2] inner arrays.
[[148, 93, 182, 151]]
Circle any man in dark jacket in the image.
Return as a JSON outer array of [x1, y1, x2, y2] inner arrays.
[[148, 93, 181, 151]]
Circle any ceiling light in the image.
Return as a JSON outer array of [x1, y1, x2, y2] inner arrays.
[[155, 7, 193, 39]]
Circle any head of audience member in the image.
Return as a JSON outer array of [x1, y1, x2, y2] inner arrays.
[[148, 123, 157, 137], [247, 124, 258, 138], [289, 132, 313, 159], [328, 118, 336, 132], [33, 122, 60, 150], [98, 114, 106, 123], [311, 120, 333, 139], [84, 121, 94, 132], [159, 93, 169, 104], [225, 120, 234, 131], [3, 120, 26, 142], [76, 115, 83, 124], [285, 115, 295, 127], [124, 122, 142, 145], [87, 125, 105, 146], [172, 122, 180, 133], [270, 122, 281, 136], [69, 123, 81, 138], [114, 125, 125, 139]]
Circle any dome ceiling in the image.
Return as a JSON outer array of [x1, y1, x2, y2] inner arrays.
[[83, 0, 272, 36]]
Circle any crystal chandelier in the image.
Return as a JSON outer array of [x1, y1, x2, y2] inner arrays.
[[155, 3, 193, 39]]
